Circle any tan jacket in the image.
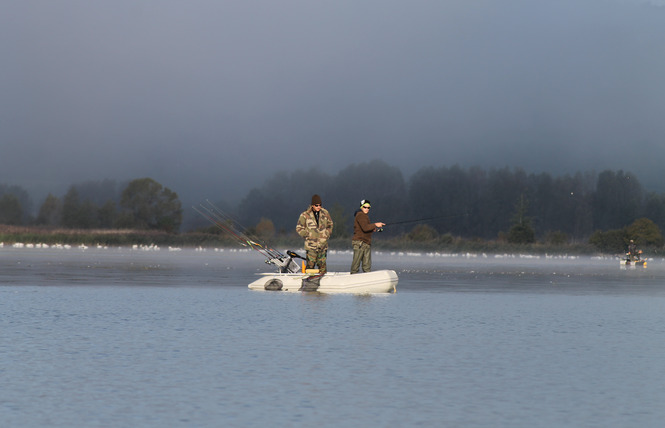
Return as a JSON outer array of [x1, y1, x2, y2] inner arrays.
[[296, 207, 333, 251]]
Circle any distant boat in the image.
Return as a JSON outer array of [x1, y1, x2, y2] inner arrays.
[[620, 258, 646, 268]]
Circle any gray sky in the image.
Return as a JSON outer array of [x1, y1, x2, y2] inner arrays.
[[2, 0, 665, 206]]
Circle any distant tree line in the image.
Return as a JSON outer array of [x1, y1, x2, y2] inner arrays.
[[234, 161, 665, 252], [2, 161, 664, 253], [0, 178, 182, 232]]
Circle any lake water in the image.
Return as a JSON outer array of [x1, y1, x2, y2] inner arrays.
[[1, 246, 664, 427]]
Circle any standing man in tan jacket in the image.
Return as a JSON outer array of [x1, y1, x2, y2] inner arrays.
[[296, 194, 334, 274]]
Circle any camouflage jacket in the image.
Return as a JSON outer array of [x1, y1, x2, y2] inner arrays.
[[296, 207, 334, 251]]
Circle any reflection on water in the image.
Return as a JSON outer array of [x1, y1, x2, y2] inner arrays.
[[1, 247, 665, 427]]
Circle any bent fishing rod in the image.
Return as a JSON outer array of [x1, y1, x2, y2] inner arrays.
[[194, 200, 306, 273], [193, 200, 283, 260], [382, 212, 469, 227]]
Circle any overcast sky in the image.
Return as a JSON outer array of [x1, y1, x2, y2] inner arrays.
[[2, 0, 665, 205]]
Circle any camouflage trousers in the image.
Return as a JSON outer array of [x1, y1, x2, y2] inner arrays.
[[350, 240, 371, 274], [306, 248, 328, 274]]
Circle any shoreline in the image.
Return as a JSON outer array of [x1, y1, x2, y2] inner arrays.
[[0, 225, 611, 256]]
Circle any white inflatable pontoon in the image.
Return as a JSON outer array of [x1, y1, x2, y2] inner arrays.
[[248, 269, 398, 294]]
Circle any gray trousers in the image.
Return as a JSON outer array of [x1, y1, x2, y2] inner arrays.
[[350, 240, 372, 273]]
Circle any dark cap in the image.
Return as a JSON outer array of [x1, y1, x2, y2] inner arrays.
[[311, 194, 322, 205]]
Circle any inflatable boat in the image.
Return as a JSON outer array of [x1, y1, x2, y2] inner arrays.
[[248, 269, 398, 294]]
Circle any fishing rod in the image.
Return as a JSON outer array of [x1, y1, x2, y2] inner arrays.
[[383, 212, 469, 227], [193, 200, 282, 260], [193, 204, 255, 248], [194, 203, 280, 262], [193, 200, 300, 272]]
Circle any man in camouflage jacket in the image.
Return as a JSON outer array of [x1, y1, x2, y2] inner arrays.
[[296, 194, 334, 274]]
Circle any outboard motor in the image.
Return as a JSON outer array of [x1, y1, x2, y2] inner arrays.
[[299, 276, 321, 292], [266, 254, 300, 273]]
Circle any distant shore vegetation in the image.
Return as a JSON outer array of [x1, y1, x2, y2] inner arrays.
[[2, 162, 665, 256], [0, 224, 641, 257]]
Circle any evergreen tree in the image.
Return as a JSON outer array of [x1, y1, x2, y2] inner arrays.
[[329, 202, 350, 239], [98, 200, 117, 228], [61, 187, 81, 228], [0, 184, 32, 224], [507, 195, 535, 244], [0, 194, 23, 225], [593, 170, 643, 230], [37, 194, 61, 226]]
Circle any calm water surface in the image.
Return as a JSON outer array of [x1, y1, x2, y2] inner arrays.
[[1, 247, 664, 427]]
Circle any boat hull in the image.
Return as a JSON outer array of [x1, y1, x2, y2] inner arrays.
[[248, 270, 398, 294], [620, 259, 647, 268]]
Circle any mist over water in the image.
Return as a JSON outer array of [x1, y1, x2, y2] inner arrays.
[[2, 0, 665, 204], [2, 247, 664, 427]]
